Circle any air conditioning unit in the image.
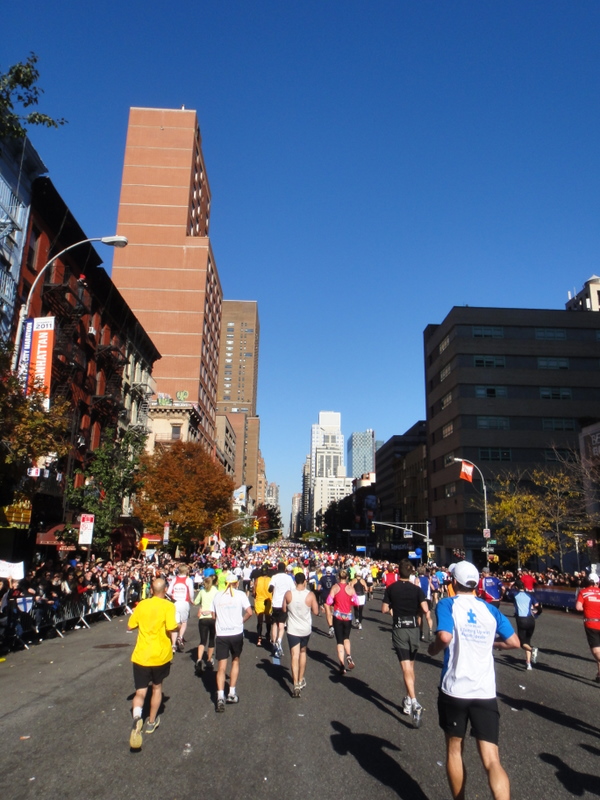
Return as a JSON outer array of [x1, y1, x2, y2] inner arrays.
[[88, 326, 97, 337]]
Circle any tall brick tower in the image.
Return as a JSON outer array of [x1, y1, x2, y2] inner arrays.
[[112, 107, 222, 450]]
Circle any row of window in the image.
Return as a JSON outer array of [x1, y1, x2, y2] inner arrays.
[[441, 385, 573, 406], [438, 326, 600, 355], [441, 417, 577, 438], [440, 355, 576, 379]]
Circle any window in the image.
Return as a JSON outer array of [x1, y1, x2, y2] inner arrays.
[[441, 391, 453, 409], [544, 449, 573, 462], [538, 357, 569, 370], [474, 356, 505, 368], [473, 326, 504, 338], [26, 225, 41, 271], [542, 418, 576, 431], [480, 448, 511, 461], [540, 387, 572, 400], [439, 335, 450, 355], [445, 482, 456, 498], [475, 385, 507, 398], [535, 328, 566, 340], [171, 426, 182, 440], [440, 364, 451, 382], [444, 452, 455, 467], [477, 416, 509, 430], [442, 422, 454, 438]]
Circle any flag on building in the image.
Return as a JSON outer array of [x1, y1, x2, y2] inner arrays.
[[459, 461, 474, 482]]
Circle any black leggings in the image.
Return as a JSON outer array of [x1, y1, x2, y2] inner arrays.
[[256, 612, 271, 638]]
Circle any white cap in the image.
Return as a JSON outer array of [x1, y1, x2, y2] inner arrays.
[[589, 572, 599, 583], [225, 571, 238, 584], [452, 561, 479, 589]]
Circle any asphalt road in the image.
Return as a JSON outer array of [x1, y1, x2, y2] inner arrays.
[[1, 590, 598, 800]]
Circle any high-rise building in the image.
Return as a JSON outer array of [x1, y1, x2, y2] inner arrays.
[[112, 107, 222, 451], [308, 411, 347, 528], [424, 301, 600, 563], [216, 300, 260, 500], [347, 429, 375, 478]]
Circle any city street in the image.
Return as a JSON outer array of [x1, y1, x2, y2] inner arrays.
[[1, 590, 598, 800]]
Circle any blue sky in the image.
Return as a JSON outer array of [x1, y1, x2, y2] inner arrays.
[[4, 1, 600, 526]]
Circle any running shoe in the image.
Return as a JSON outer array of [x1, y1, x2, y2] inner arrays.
[[346, 655, 355, 670], [358, 623, 362, 630], [339, 664, 347, 676], [226, 694, 239, 704], [145, 716, 160, 734], [402, 696, 412, 715], [526, 663, 532, 670], [176, 637, 184, 653], [292, 684, 301, 698], [257, 637, 262, 647], [195, 660, 204, 676], [412, 701, 423, 729], [276, 643, 284, 658], [216, 698, 225, 713], [129, 717, 143, 749], [531, 647, 538, 664], [298, 678, 306, 690], [328, 626, 335, 638]]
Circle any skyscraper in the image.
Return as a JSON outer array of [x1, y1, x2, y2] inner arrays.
[[347, 429, 376, 478], [112, 107, 222, 451], [216, 300, 260, 500]]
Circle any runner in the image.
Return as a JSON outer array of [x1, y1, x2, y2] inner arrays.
[[382, 558, 432, 727], [193, 574, 218, 674], [253, 563, 273, 647], [167, 564, 195, 652], [428, 561, 520, 800], [477, 566, 505, 609], [268, 562, 295, 658], [351, 572, 368, 629], [283, 572, 318, 696], [327, 568, 357, 675], [575, 571, 600, 683], [127, 577, 178, 749], [512, 579, 540, 670], [319, 566, 337, 637], [211, 572, 253, 712]]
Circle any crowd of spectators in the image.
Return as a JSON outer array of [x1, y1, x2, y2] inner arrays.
[[0, 541, 595, 653]]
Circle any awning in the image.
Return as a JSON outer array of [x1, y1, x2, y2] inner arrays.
[[36, 524, 76, 551]]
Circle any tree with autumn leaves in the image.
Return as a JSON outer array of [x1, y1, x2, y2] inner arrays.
[[0, 341, 70, 508], [488, 458, 598, 570], [134, 441, 235, 553]]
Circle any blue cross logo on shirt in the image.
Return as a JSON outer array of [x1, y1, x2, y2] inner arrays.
[[467, 609, 477, 624]]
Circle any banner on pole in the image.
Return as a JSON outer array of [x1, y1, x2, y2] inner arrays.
[[459, 461, 474, 482], [78, 513, 95, 545]]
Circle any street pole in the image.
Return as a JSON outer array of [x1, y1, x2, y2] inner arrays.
[[454, 457, 489, 563], [11, 235, 128, 372]]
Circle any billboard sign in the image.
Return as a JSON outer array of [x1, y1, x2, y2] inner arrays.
[[78, 513, 95, 545], [19, 317, 55, 410]]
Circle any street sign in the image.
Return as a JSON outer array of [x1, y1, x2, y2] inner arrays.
[[483, 529, 491, 539], [79, 513, 95, 546], [489, 539, 497, 544], [403, 531, 413, 539], [481, 546, 495, 553]]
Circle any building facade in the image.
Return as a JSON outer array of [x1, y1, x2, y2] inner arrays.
[[424, 304, 600, 562], [112, 107, 222, 452], [347, 429, 375, 478]]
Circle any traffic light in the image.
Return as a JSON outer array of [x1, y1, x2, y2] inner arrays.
[[253, 519, 259, 531], [371, 523, 375, 533]]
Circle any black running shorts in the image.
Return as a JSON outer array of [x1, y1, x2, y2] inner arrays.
[[132, 661, 171, 690], [584, 626, 600, 649], [215, 633, 244, 661], [437, 690, 500, 745]]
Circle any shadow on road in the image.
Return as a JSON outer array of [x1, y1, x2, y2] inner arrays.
[[539, 752, 600, 797], [497, 653, 595, 686], [255, 656, 292, 695], [330, 721, 431, 799], [497, 692, 600, 739], [535, 647, 595, 663], [332, 674, 409, 725]]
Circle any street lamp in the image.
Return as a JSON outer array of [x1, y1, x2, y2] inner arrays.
[[453, 457, 490, 559], [11, 235, 128, 371]]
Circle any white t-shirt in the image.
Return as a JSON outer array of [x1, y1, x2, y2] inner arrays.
[[211, 588, 251, 637], [269, 572, 295, 608]]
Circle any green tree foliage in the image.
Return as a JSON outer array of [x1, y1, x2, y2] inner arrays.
[[488, 473, 547, 568], [64, 428, 146, 552], [0, 341, 70, 505], [134, 441, 234, 552], [0, 53, 66, 139]]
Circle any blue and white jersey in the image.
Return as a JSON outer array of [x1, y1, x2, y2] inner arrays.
[[513, 591, 535, 618], [436, 594, 514, 699]]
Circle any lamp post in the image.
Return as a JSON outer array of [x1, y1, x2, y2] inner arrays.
[[11, 235, 128, 371], [453, 457, 489, 561]]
